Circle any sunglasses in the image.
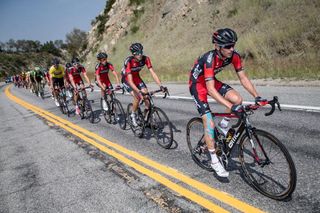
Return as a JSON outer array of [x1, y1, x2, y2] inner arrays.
[[73, 62, 80, 66], [222, 44, 235, 49], [133, 51, 143, 56]]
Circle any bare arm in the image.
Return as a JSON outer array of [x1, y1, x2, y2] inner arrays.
[[112, 70, 120, 85], [83, 73, 91, 86], [96, 74, 105, 90], [69, 74, 77, 89], [148, 67, 162, 86], [237, 71, 259, 98]]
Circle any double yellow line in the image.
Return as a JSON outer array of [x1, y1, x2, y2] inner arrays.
[[5, 85, 264, 213]]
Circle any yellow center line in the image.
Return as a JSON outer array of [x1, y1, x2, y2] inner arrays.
[[5, 86, 228, 212], [5, 85, 265, 213]]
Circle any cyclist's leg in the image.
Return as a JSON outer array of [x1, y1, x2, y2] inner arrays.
[[216, 80, 242, 127], [139, 81, 150, 111], [123, 79, 140, 112]]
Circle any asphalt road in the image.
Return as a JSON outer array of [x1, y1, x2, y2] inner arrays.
[[1, 83, 319, 212]]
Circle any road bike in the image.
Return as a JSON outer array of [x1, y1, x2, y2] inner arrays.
[[55, 86, 70, 117], [127, 89, 173, 149], [186, 97, 296, 200], [100, 87, 126, 129], [76, 86, 94, 123]]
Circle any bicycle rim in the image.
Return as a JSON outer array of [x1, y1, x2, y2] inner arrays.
[[113, 99, 126, 130], [239, 129, 297, 200], [186, 117, 213, 171], [151, 107, 173, 149]]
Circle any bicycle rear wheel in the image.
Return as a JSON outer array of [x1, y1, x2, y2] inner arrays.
[[186, 117, 213, 171], [113, 99, 126, 130], [150, 107, 173, 149], [239, 129, 296, 200], [127, 103, 144, 138]]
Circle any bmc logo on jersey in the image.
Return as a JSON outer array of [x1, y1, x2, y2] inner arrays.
[[207, 52, 213, 64]]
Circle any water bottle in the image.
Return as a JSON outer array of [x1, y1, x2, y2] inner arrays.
[[225, 128, 235, 144]]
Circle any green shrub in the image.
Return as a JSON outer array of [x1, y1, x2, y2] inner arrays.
[[130, 26, 140, 34]]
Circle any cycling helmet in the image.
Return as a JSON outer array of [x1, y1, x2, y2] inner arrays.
[[65, 63, 72, 68], [34, 67, 40, 71], [52, 58, 60, 65], [212, 28, 238, 47], [97, 52, 108, 59], [72, 57, 80, 64], [129, 43, 143, 54]]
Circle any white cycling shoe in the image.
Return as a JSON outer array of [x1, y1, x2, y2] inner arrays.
[[211, 162, 229, 177], [130, 113, 138, 127]]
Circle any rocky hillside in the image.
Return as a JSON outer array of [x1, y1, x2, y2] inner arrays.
[[83, 0, 320, 82]]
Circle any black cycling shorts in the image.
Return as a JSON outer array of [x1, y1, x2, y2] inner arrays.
[[52, 78, 64, 88]]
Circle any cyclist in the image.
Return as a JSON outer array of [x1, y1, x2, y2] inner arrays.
[[95, 52, 120, 110], [49, 58, 65, 106], [33, 67, 45, 96], [64, 62, 74, 99], [29, 69, 37, 92], [189, 28, 266, 177], [68, 57, 93, 115], [21, 71, 27, 88], [122, 43, 167, 126]]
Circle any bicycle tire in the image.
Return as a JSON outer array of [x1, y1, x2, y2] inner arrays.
[[113, 99, 126, 130], [58, 96, 65, 114], [101, 98, 112, 124], [85, 99, 94, 123], [78, 99, 85, 119], [186, 117, 213, 171], [150, 107, 173, 149], [239, 129, 297, 200], [127, 103, 144, 138]]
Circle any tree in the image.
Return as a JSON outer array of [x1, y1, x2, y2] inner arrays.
[[0, 42, 5, 52], [7, 39, 16, 52], [54, 40, 64, 49], [65, 28, 88, 57], [41, 41, 61, 56]]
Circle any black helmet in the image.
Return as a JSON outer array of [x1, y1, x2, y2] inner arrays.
[[97, 52, 108, 59], [52, 58, 60, 65], [65, 63, 72, 68], [72, 57, 80, 64], [212, 28, 238, 47], [129, 43, 143, 54]]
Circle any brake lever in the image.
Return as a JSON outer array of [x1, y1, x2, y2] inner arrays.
[[265, 96, 279, 116], [163, 90, 170, 99]]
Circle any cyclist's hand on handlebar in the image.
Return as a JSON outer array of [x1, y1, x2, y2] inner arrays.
[[160, 85, 168, 93], [231, 104, 244, 115], [255, 96, 268, 106]]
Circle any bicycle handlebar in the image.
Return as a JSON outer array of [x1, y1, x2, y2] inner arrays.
[[231, 96, 281, 128], [79, 86, 94, 92], [244, 96, 281, 116], [140, 89, 170, 99]]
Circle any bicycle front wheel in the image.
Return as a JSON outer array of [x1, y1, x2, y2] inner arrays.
[[239, 129, 296, 200], [127, 103, 144, 138], [85, 100, 94, 123], [150, 107, 173, 149], [101, 98, 112, 124], [186, 117, 213, 171], [113, 99, 126, 130]]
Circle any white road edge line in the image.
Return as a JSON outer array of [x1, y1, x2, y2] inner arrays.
[[93, 89, 320, 112]]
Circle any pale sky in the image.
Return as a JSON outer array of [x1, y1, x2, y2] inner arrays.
[[0, 0, 106, 43]]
